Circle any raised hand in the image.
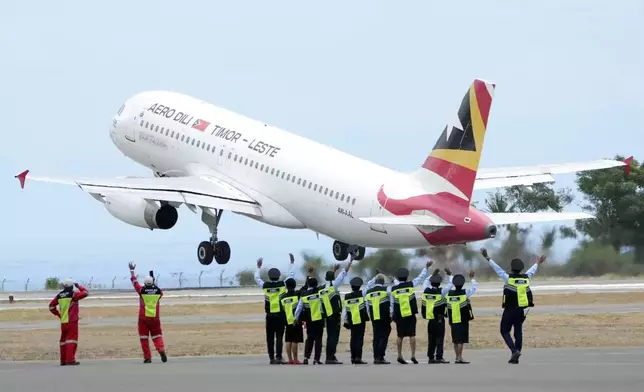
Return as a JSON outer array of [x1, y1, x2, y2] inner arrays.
[[480, 248, 489, 259], [289, 253, 295, 264], [426, 260, 434, 268], [537, 255, 547, 264], [128, 262, 136, 271], [432, 268, 441, 276], [257, 258, 263, 269], [469, 270, 475, 279], [444, 268, 452, 276]]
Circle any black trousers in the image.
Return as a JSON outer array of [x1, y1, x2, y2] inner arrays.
[[427, 316, 446, 360], [349, 323, 366, 360], [265, 314, 285, 360], [371, 320, 391, 360], [500, 308, 525, 353], [325, 314, 341, 359], [304, 320, 325, 361]]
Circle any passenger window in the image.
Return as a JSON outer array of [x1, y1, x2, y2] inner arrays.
[[228, 152, 232, 159], [330, 191, 334, 198], [250, 160, 254, 167], [202, 143, 205, 149], [191, 139, 196, 146], [352, 198, 356, 205], [220, 150, 224, 156], [260, 164, 264, 171], [302, 180, 307, 187], [271, 168, 275, 175], [145, 122, 149, 128], [297, 178, 301, 185], [292, 177, 296, 183], [186, 137, 191, 143], [287, 174, 291, 181], [281, 173, 285, 179], [245, 158, 249, 165], [140, 120, 144, 126], [335, 193, 339, 199], [234, 154, 238, 162], [341, 194, 345, 201], [276, 170, 280, 176], [324, 188, 328, 195], [314, 184, 318, 191], [308, 183, 312, 189], [255, 162, 259, 169], [181, 135, 185, 141], [196, 141, 201, 148], [265, 166, 269, 173]]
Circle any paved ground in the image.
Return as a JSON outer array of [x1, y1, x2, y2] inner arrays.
[[1, 302, 643, 331], [1, 348, 642, 392]]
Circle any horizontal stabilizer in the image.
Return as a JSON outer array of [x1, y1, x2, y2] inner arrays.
[[359, 215, 452, 227], [485, 211, 594, 225]]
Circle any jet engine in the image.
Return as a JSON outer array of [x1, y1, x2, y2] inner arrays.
[[103, 195, 178, 230]]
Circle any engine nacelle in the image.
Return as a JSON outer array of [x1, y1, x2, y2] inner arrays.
[[104, 195, 178, 230]]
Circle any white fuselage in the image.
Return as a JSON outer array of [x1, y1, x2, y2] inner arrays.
[[110, 91, 435, 249]]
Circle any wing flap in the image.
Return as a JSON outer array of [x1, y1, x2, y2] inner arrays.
[[16, 170, 262, 216], [486, 212, 594, 225]]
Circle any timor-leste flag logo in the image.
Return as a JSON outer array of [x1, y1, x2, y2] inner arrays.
[[192, 119, 210, 132]]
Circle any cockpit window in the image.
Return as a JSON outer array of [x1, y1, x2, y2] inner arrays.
[[116, 104, 125, 116]]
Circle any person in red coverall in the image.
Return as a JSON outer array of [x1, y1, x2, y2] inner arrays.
[[129, 262, 168, 363], [48, 278, 88, 366]]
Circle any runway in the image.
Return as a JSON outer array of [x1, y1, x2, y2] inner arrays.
[[1, 348, 642, 392]]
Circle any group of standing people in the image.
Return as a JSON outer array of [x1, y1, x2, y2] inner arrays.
[[256, 248, 546, 365], [46, 247, 545, 366]]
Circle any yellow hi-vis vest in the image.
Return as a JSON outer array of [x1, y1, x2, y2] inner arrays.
[[140, 286, 162, 317], [366, 289, 388, 321], [446, 294, 468, 324], [319, 285, 338, 316], [344, 296, 365, 325], [59, 297, 72, 324], [421, 293, 442, 320], [263, 284, 287, 314], [505, 277, 532, 308], [302, 292, 323, 321], [392, 286, 415, 318], [281, 295, 299, 324]]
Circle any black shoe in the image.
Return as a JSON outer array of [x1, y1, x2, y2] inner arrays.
[[66, 362, 80, 366], [509, 351, 521, 364], [325, 359, 342, 364], [411, 357, 418, 364], [276, 357, 287, 364], [435, 358, 450, 364], [354, 359, 367, 365], [313, 360, 323, 365], [428, 358, 436, 364], [397, 357, 407, 364], [143, 359, 152, 364], [270, 359, 279, 365], [303, 358, 309, 365], [160, 351, 168, 363]]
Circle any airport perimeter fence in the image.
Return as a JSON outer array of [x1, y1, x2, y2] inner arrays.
[[0, 270, 264, 293]]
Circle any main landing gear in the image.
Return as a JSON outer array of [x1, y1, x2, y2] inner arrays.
[[198, 209, 231, 265], [332, 240, 365, 261]]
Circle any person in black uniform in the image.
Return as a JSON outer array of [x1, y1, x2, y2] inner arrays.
[[319, 254, 353, 364], [293, 277, 325, 365], [365, 273, 392, 364], [445, 271, 477, 364], [282, 277, 307, 364], [390, 261, 430, 364], [421, 268, 453, 364], [480, 248, 546, 364], [343, 277, 369, 364], [255, 254, 296, 364]]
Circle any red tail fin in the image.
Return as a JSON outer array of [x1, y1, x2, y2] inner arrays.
[[15, 169, 29, 189]]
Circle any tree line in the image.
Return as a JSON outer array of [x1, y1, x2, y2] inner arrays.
[[238, 154, 644, 285]]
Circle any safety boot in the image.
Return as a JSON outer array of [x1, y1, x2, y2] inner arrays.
[[435, 358, 449, 364], [143, 359, 152, 364], [160, 351, 168, 363]]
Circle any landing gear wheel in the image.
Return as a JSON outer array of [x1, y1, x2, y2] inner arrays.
[[354, 246, 366, 261], [214, 241, 231, 265], [332, 241, 348, 261], [197, 241, 214, 266]]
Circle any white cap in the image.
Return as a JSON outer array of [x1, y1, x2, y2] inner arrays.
[[143, 276, 154, 286], [62, 279, 73, 287]]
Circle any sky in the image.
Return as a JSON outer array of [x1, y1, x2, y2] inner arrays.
[[1, 0, 643, 290]]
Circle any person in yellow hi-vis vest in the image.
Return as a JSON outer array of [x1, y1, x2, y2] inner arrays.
[[389, 260, 431, 364], [421, 268, 453, 364], [129, 262, 167, 364], [445, 271, 477, 364], [282, 276, 308, 364], [49, 278, 88, 366], [480, 248, 546, 364], [342, 277, 370, 364], [255, 254, 296, 364]]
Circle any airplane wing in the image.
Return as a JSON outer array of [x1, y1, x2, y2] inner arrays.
[[473, 157, 632, 190], [14, 170, 262, 216]]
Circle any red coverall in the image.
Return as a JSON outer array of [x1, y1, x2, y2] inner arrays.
[[49, 285, 88, 365], [132, 276, 165, 359]]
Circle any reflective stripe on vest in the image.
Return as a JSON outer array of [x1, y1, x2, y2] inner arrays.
[[281, 295, 299, 324], [392, 287, 414, 317], [141, 293, 161, 317], [446, 294, 467, 324], [264, 286, 286, 313], [422, 293, 442, 320], [59, 297, 72, 324], [343, 296, 365, 324], [506, 277, 530, 308], [302, 293, 323, 321], [319, 286, 337, 316], [366, 290, 387, 321]]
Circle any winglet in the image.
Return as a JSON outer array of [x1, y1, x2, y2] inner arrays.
[[624, 156, 634, 176], [15, 170, 29, 189]]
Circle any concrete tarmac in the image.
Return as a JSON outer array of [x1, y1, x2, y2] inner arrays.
[[1, 347, 643, 392]]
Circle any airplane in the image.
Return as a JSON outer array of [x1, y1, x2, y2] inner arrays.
[[14, 79, 631, 266]]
